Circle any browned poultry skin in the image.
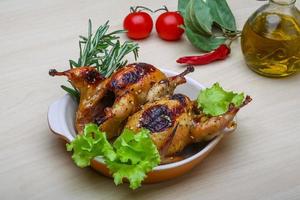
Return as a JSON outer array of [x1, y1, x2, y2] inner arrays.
[[108, 63, 166, 104], [50, 64, 251, 163], [126, 94, 194, 156], [125, 94, 252, 158], [49, 63, 194, 138], [99, 63, 166, 138], [146, 66, 194, 102], [49, 63, 166, 135], [100, 65, 195, 138], [49, 67, 109, 132], [190, 95, 252, 142]]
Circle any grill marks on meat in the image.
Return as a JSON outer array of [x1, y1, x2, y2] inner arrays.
[[84, 70, 104, 84], [98, 63, 168, 138], [49, 63, 193, 138], [125, 95, 195, 158], [169, 94, 189, 117], [170, 94, 187, 106], [140, 101, 187, 133], [109, 63, 156, 90], [126, 94, 251, 160], [140, 105, 173, 132], [50, 63, 252, 161]]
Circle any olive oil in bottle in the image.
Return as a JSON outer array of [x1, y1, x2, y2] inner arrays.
[[241, 0, 300, 77]]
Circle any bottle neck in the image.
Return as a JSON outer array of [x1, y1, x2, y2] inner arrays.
[[270, 0, 296, 6]]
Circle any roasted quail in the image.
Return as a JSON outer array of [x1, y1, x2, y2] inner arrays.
[[125, 93, 252, 158], [49, 63, 194, 138], [49, 63, 252, 162]]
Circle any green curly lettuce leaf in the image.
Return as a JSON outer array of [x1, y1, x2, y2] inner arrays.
[[66, 125, 160, 190], [197, 83, 244, 116], [107, 129, 160, 189], [66, 124, 116, 167]]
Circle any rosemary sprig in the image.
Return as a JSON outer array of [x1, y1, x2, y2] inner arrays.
[[62, 20, 139, 101], [99, 40, 139, 77]]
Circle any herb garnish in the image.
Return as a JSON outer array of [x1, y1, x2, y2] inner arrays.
[[178, 0, 240, 51], [197, 83, 245, 116], [61, 20, 139, 100], [67, 124, 160, 190]]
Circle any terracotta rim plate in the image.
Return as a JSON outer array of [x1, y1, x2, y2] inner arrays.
[[48, 68, 236, 183]]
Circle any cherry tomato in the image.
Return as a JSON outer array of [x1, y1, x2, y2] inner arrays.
[[155, 12, 184, 41], [123, 12, 153, 40]]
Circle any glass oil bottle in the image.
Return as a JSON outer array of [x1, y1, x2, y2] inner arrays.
[[241, 0, 300, 77]]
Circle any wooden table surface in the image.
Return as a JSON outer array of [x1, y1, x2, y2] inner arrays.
[[1, 0, 300, 199]]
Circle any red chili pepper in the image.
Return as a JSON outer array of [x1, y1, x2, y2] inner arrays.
[[176, 44, 231, 65]]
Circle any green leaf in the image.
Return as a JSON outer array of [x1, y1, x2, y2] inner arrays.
[[61, 85, 80, 103], [69, 60, 79, 68], [106, 161, 147, 190], [178, 0, 237, 51], [66, 125, 160, 190], [184, 0, 211, 36], [177, 0, 192, 16], [66, 124, 116, 168], [232, 93, 244, 106], [185, 27, 226, 51], [192, 0, 237, 33], [206, 0, 237, 32], [197, 83, 245, 116], [192, 0, 213, 35], [106, 129, 160, 189]]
